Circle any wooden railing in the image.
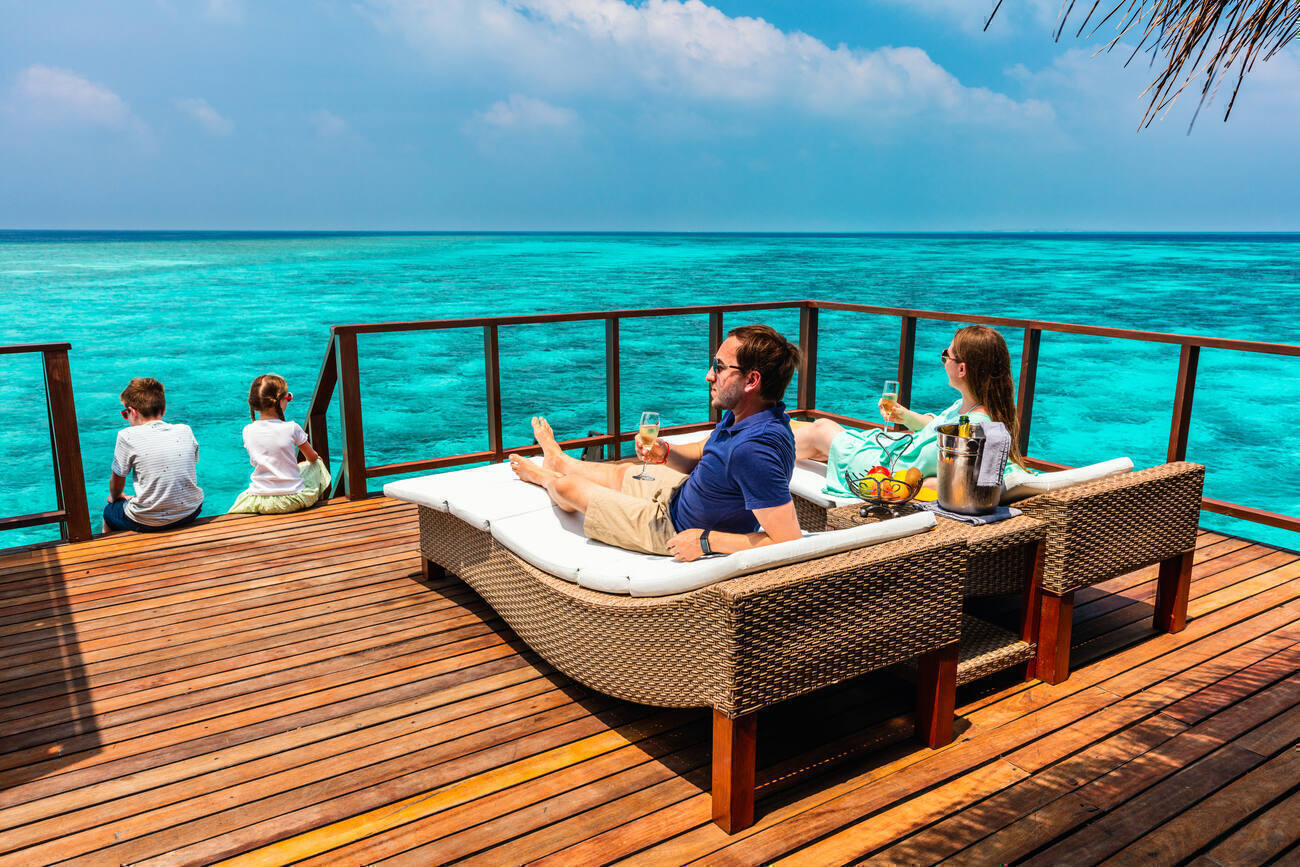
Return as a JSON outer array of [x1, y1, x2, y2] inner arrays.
[[306, 300, 1300, 535], [0, 343, 91, 542]]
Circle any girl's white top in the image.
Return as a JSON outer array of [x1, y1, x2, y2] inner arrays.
[[242, 419, 309, 495]]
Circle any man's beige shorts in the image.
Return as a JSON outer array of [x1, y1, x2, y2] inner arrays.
[[583, 465, 688, 555]]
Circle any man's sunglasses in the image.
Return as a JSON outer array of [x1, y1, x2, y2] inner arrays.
[[711, 358, 743, 374]]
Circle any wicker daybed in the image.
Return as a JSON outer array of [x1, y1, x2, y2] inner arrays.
[[799, 458, 1207, 684], [386, 468, 971, 834]]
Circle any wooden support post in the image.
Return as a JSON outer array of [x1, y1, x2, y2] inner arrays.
[[798, 304, 818, 412], [606, 317, 621, 460], [915, 643, 958, 748], [335, 331, 367, 500], [1154, 549, 1194, 633], [708, 311, 723, 423], [421, 557, 447, 583], [43, 349, 91, 542], [1168, 344, 1199, 462], [711, 709, 757, 834], [1035, 590, 1075, 685], [1020, 540, 1045, 681], [484, 324, 503, 462], [1017, 328, 1040, 458], [896, 316, 916, 431]]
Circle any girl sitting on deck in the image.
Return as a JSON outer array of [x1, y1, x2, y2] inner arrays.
[[228, 374, 332, 514], [797, 324, 1025, 498]]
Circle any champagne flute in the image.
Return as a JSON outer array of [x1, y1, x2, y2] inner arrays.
[[633, 411, 661, 481], [880, 380, 900, 429]]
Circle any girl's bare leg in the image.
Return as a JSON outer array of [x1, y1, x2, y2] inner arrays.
[[796, 418, 844, 462]]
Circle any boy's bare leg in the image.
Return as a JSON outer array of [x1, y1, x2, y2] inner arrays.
[[509, 453, 602, 514], [532, 416, 628, 490], [795, 418, 844, 462]]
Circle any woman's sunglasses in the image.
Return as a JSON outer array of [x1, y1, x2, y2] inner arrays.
[[940, 348, 961, 364]]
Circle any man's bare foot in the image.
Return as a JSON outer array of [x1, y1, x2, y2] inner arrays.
[[509, 453, 559, 487], [531, 416, 568, 471]]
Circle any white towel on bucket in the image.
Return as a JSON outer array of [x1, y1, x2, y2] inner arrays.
[[976, 421, 1011, 487]]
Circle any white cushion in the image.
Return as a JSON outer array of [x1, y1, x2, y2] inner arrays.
[[383, 459, 552, 530], [390, 461, 937, 597], [1000, 458, 1135, 503], [790, 458, 861, 509], [621, 510, 935, 597]]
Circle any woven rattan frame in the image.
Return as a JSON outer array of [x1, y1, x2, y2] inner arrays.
[[1016, 462, 1204, 595], [819, 507, 1044, 599], [418, 506, 967, 718]]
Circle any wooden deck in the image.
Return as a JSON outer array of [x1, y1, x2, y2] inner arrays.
[[0, 497, 1296, 866]]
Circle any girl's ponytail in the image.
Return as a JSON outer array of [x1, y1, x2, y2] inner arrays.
[[248, 373, 289, 421]]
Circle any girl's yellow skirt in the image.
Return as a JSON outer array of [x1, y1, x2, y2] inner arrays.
[[228, 459, 332, 515]]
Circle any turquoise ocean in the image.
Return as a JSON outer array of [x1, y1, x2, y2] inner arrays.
[[1, 231, 1297, 551]]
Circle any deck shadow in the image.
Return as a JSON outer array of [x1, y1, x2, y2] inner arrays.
[[0, 546, 102, 788]]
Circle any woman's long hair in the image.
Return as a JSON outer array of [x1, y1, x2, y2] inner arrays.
[[953, 325, 1025, 468], [248, 373, 289, 421]]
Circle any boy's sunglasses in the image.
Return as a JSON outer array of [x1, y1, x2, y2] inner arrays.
[[120, 408, 130, 419], [711, 358, 743, 374]]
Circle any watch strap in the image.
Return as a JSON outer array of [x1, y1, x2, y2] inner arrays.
[[699, 529, 713, 556]]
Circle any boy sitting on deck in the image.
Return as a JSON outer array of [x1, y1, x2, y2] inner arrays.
[[103, 377, 204, 534], [509, 324, 803, 562]]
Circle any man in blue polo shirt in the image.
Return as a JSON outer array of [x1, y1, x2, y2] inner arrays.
[[509, 324, 803, 562]]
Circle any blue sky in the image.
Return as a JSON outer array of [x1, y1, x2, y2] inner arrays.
[[1, 0, 1297, 231]]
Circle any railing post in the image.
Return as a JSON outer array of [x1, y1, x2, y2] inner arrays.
[[306, 337, 337, 469], [484, 325, 504, 462], [798, 304, 818, 412], [606, 317, 621, 459], [335, 331, 367, 500], [709, 311, 723, 423], [896, 316, 917, 430], [1017, 328, 1041, 457], [1168, 344, 1200, 462], [43, 349, 91, 542]]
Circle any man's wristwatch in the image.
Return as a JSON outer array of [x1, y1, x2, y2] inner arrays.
[[699, 529, 713, 556]]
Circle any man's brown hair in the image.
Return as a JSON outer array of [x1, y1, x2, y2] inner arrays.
[[121, 377, 166, 418], [728, 324, 802, 403]]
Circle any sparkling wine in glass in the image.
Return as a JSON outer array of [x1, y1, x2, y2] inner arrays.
[[881, 380, 900, 428], [634, 411, 661, 481]]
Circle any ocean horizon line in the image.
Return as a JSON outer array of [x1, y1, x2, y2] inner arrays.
[[3, 229, 1300, 242]]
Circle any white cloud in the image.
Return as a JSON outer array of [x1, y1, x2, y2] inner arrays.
[[311, 109, 349, 138], [1009, 44, 1300, 133], [10, 65, 137, 128], [475, 94, 579, 131], [176, 97, 234, 135], [368, 0, 1051, 127]]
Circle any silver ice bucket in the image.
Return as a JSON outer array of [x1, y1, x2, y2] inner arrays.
[[936, 424, 1001, 515]]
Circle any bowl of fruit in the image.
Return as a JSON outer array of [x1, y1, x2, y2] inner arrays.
[[843, 464, 934, 517]]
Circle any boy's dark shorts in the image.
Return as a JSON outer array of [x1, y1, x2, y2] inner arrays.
[[103, 499, 203, 533]]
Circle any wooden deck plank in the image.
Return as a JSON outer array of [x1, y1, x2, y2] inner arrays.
[[0, 498, 1295, 865]]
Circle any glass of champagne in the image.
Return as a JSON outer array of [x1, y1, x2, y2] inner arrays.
[[881, 380, 900, 429], [634, 411, 661, 481]]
